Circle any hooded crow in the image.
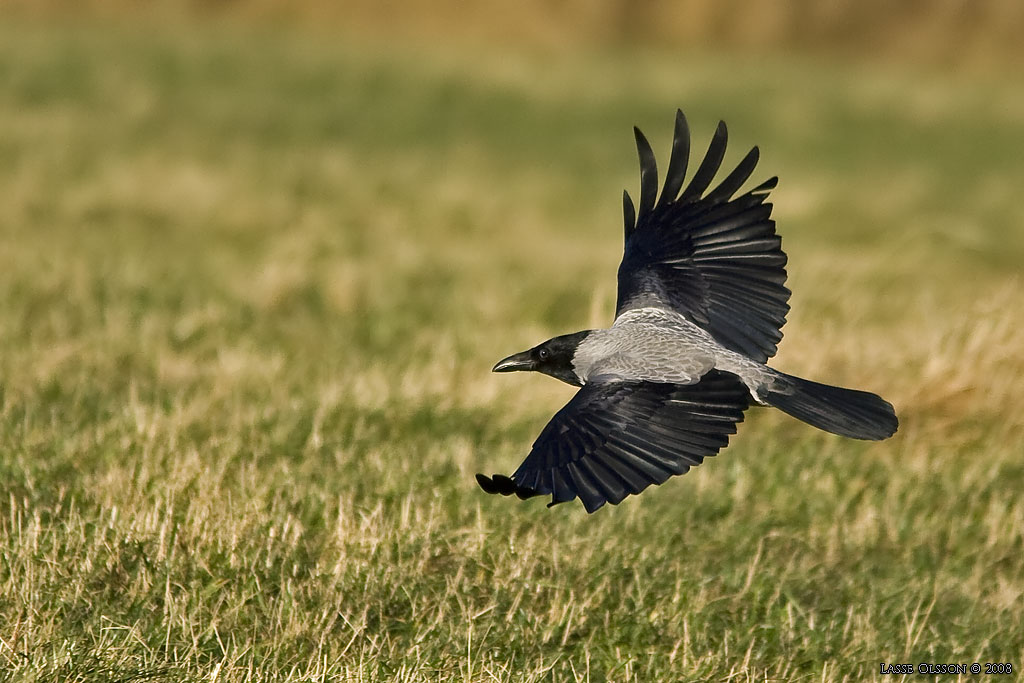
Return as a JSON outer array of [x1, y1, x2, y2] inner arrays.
[[478, 110, 898, 513]]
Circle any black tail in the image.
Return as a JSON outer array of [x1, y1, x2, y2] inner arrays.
[[761, 372, 898, 440]]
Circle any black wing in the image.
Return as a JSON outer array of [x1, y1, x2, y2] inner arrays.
[[476, 371, 750, 513], [618, 110, 790, 362]]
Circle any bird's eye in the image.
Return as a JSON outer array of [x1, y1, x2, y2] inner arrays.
[[538, 348, 550, 361]]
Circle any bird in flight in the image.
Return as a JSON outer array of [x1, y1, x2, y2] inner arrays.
[[477, 110, 898, 513]]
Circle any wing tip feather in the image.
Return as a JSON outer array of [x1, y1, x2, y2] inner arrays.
[[623, 189, 636, 239], [633, 126, 658, 220]]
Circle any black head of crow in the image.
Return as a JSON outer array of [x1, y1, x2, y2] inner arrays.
[[478, 110, 898, 513], [492, 332, 589, 387]]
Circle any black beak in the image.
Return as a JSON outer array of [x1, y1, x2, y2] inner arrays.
[[492, 350, 535, 373]]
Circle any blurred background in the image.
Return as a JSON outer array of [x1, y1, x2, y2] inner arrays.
[[9, 0, 1024, 66], [1, 2, 1022, 681]]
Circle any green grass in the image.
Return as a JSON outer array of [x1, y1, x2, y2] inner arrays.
[[1, 18, 1023, 682]]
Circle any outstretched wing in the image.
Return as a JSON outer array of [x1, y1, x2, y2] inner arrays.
[[618, 110, 790, 362], [476, 371, 749, 513]]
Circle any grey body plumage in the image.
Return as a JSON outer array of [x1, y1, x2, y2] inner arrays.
[[573, 307, 774, 393], [479, 110, 898, 513]]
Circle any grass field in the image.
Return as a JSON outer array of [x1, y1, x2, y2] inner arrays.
[[1, 17, 1023, 682]]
